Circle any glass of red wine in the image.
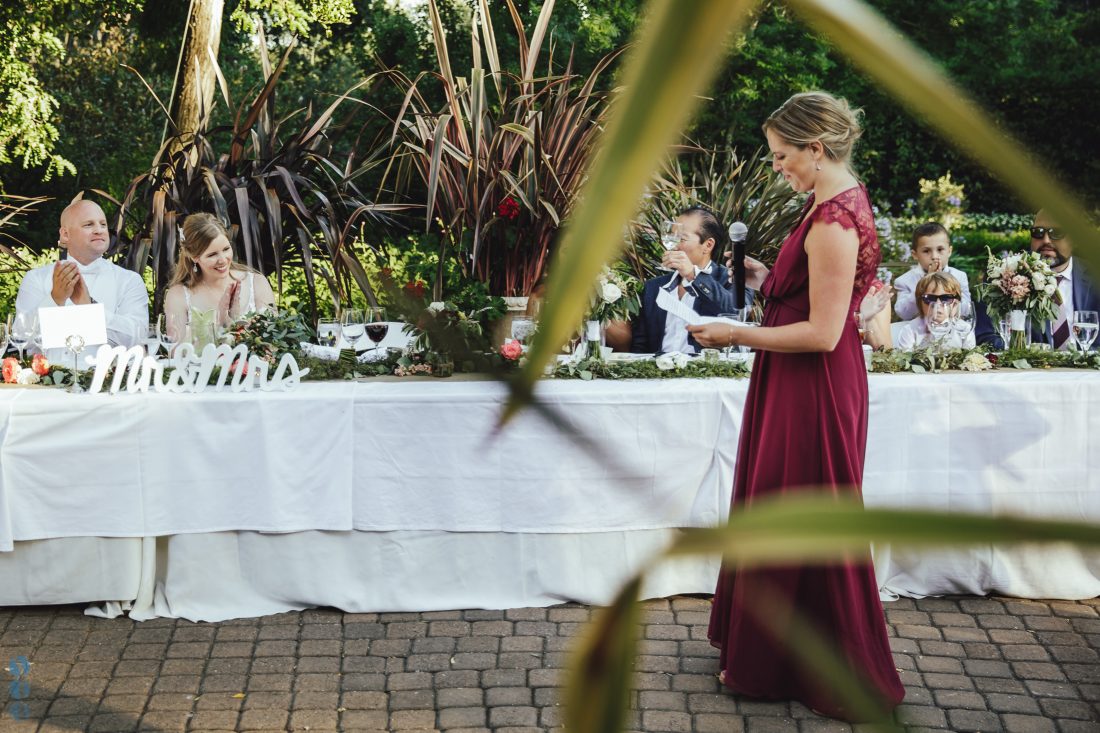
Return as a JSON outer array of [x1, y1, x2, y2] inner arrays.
[[365, 307, 389, 356]]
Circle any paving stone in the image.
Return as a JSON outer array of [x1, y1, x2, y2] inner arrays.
[[945, 708, 1001, 731], [4, 595, 1098, 733], [1002, 713, 1058, 733]]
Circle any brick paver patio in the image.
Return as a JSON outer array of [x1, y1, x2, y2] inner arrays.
[[1, 595, 1098, 732]]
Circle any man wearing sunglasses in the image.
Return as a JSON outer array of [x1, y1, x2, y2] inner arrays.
[[976, 210, 1100, 349]]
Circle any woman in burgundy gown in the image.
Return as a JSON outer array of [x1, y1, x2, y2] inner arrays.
[[688, 91, 904, 721]]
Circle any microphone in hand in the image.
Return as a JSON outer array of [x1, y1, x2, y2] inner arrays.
[[728, 221, 748, 309]]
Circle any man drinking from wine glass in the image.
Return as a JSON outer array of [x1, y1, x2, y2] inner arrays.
[[630, 206, 744, 354], [14, 197, 148, 364], [976, 210, 1100, 350]]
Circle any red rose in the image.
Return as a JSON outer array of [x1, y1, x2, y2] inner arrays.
[[2, 357, 19, 384], [500, 339, 523, 361], [497, 197, 520, 221], [31, 354, 50, 376], [985, 353, 999, 366], [403, 280, 426, 298]]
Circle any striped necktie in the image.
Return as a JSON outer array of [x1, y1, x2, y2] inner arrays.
[[1052, 274, 1070, 349]]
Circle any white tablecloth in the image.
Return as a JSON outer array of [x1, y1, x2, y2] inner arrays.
[[0, 379, 740, 548], [1, 371, 1099, 618]]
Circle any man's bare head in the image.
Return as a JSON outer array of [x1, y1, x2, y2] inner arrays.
[[58, 199, 110, 265]]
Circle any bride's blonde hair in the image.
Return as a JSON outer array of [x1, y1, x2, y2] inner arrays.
[[169, 213, 253, 288]]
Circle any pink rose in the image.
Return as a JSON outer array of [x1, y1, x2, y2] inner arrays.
[[500, 339, 523, 361], [2, 357, 19, 384], [31, 354, 50, 376]]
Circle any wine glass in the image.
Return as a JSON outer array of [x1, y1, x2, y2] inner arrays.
[[0, 323, 9, 357], [717, 312, 740, 360], [7, 312, 37, 363], [951, 307, 975, 344], [341, 309, 366, 352], [1073, 310, 1099, 351], [510, 317, 535, 345], [158, 313, 182, 357], [317, 318, 341, 348], [657, 221, 681, 272], [998, 315, 1012, 350], [364, 308, 389, 355], [144, 323, 162, 358]]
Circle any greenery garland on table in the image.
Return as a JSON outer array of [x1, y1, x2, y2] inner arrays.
[[870, 347, 1100, 374], [551, 356, 750, 381]]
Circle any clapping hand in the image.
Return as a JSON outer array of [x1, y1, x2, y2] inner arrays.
[[859, 283, 893, 321], [217, 277, 242, 324], [50, 261, 91, 305]]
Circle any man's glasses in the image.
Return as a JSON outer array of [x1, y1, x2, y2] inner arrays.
[[1030, 226, 1065, 241], [921, 293, 960, 305]]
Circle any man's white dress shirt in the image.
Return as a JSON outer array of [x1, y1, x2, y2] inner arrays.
[[15, 257, 148, 365]]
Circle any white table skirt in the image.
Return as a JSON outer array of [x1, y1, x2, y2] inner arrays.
[[2, 371, 1099, 617]]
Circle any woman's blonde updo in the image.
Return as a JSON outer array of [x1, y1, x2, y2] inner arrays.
[[169, 213, 243, 288], [763, 91, 864, 163]]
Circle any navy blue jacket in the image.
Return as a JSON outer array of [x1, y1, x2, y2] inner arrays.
[[976, 258, 1100, 349], [630, 262, 748, 353]]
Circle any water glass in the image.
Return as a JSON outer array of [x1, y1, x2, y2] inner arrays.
[[657, 221, 681, 272], [341, 309, 366, 351], [317, 318, 341, 348], [510, 317, 536, 345], [1073, 310, 1099, 351]]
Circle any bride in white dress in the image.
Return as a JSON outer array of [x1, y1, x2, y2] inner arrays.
[[162, 213, 275, 347]]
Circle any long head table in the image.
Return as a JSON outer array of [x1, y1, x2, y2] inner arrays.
[[1, 371, 1097, 620]]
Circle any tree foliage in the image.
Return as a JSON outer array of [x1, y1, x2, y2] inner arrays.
[[0, 0, 143, 182]]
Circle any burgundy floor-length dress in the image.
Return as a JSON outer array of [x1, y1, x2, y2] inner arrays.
[[708, 185, 904, 721]]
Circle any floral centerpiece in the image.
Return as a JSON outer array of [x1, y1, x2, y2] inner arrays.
[[588, 266, 641, 324], [975, 248, 1062, 349], [224, 309, 313, 364]]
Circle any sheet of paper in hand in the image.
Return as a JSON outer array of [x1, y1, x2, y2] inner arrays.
[[653, 287, 752, 328], [38, 303, 108, 351]]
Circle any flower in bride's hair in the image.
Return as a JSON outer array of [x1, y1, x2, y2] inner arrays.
[[177, 225, 185, 242], [31, 354, 50, 376], [2, 357, 19, 384]]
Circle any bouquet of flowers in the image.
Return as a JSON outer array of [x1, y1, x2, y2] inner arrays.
[[224, 309, 312, 364], [588, 266, 641, 324], [976, 248, 1062, 348]]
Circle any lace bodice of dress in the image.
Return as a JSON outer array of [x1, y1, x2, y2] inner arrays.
[[809, 185, 880, 299]]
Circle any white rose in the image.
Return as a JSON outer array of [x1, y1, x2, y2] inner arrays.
[[671, 352, 690, 368], [655, 354, 677, 371], [601, 282, 623, 303], [16, 368, 40, 385], [428, 301, 445, 313], [1044, 282, 1057, 296], [1003, 255, 1019, 274], [1032, 273, 1045, 290], [960, 353, 992, 372]]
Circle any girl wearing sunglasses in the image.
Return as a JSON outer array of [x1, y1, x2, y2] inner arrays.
[[895, 271, 975, 350]]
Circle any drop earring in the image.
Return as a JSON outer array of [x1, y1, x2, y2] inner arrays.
[[815, 162, 822, 171]]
